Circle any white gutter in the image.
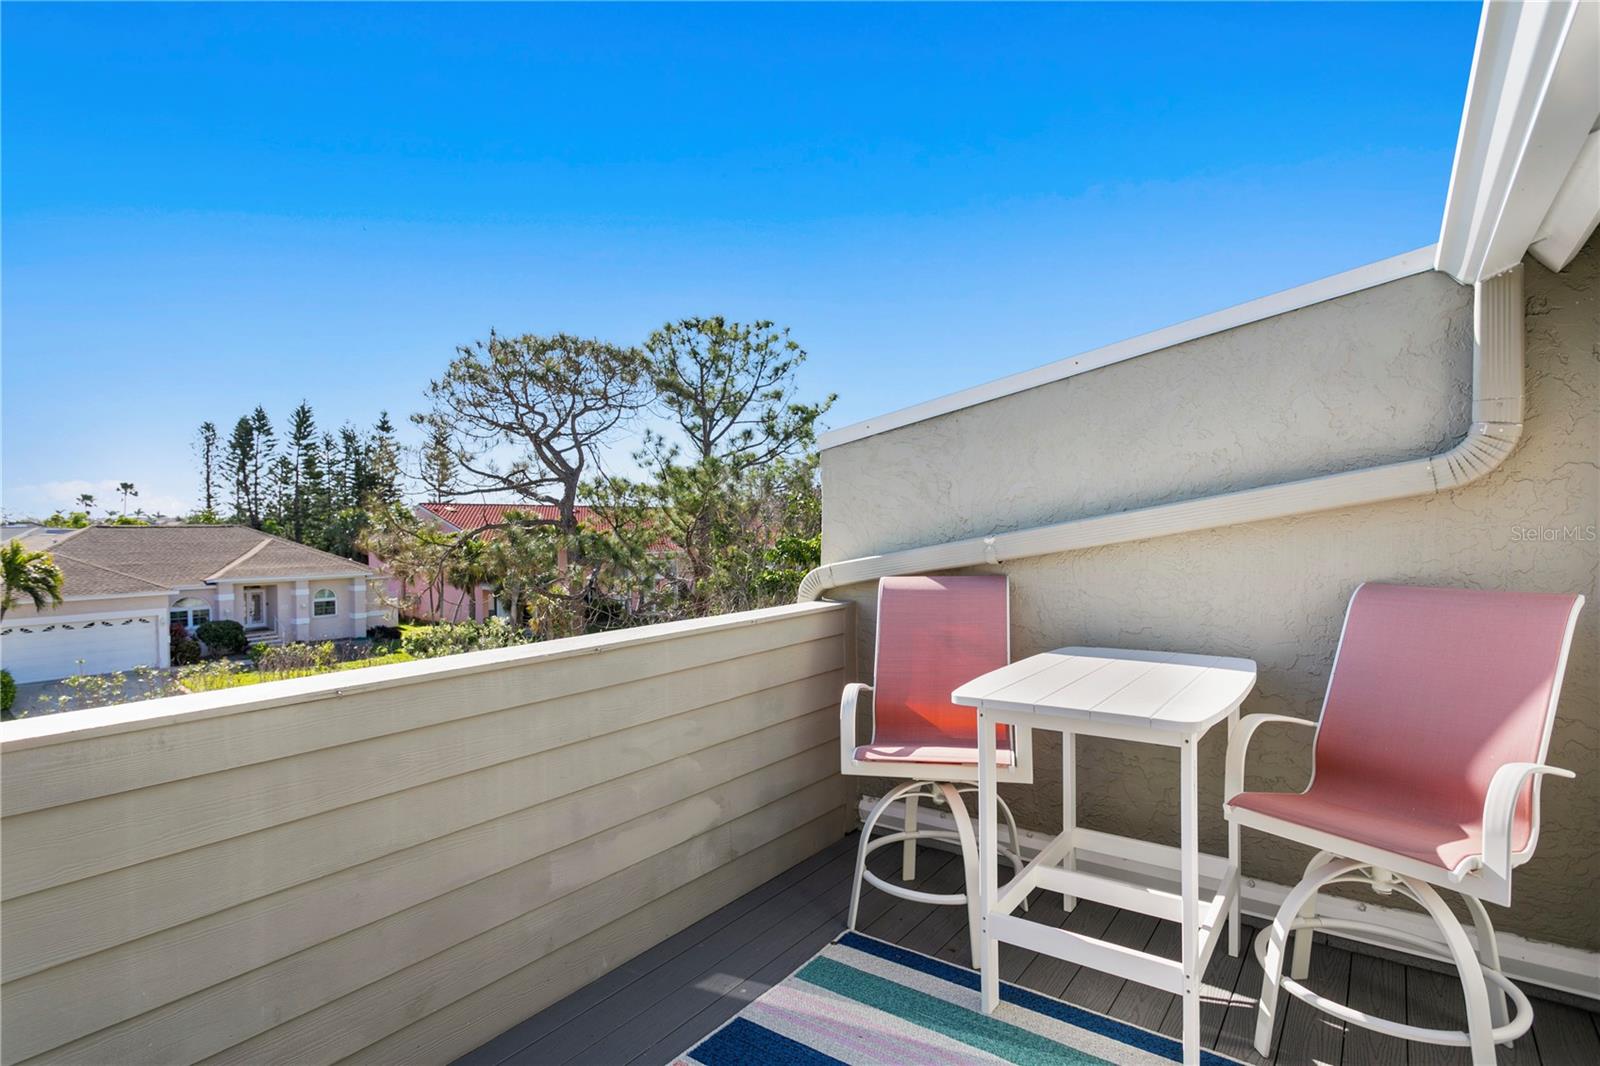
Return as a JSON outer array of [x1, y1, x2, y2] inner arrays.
[[798, 268, 1523, 602]]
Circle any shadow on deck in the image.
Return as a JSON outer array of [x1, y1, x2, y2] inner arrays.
[[458, 834, 1600, 1066]]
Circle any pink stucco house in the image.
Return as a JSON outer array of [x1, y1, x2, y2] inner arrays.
[[368, 502, 584, 622], [369, 501, 681, 622]]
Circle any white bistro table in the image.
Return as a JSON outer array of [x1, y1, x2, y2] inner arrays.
[[954, 647, 1257, 1066]]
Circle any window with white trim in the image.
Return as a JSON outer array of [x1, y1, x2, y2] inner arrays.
[[170, 597, 211, 630], [313, 588, 337, 617]]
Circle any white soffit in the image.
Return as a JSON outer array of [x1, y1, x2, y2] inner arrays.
[[818, 245, 1436, 451], [1529, 124, 1600, 273], [1436, 0, 1600, 284]]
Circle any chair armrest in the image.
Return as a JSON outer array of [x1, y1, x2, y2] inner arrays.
[[839, 683, 873, 773], [1225, 714, 1316, 802], [1479, 762, 1574, 879]]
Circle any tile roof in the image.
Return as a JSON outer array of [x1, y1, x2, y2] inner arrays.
[[420, 502, 597, 534], [419, 502, 678, 553], [32, 525, 372, 598]]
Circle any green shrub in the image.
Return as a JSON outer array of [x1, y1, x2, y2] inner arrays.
[[367, 624, 402, 641], [170, 623, 203, 666], [177, 658, 243, 692], [195, 619, 248, 655], [254, 642, 317, 675], [1, 669, 15, 715], [401, 619, 535, 659]]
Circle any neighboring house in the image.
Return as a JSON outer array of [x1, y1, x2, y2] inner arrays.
[[0, 525, 390, 682], [369, 502, 679, 622]]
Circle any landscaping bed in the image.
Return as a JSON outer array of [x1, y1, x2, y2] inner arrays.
[[2, 619, 540, 717]]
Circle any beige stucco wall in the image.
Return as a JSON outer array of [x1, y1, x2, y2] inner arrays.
[[170, 588, 220, 622], [307, 580, 353, 641], [821, 238, 1599, 950]]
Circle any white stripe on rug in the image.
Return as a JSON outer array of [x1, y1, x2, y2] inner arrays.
[[819, 941, 1182, 1066], [741, 976, 1014, 1066]]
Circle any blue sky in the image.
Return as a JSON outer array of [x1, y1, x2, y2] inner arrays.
[[2, 1, 1482, 519]]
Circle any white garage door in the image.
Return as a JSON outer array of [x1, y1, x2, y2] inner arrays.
[[0, 615, 162, 683]]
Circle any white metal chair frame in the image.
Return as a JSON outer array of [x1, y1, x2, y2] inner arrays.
[[1225, 587, 1585, 1063], [845, 774, 1030, 967], [839, 578, 1035, 969]]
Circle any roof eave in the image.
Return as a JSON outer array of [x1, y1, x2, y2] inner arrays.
[[1435, 0, 1600, 284]]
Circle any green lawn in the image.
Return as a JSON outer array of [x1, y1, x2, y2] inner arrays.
[[179, 651, 416, 692]]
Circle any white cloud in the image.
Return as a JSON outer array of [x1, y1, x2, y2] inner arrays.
[[5, 479, 191, 520]]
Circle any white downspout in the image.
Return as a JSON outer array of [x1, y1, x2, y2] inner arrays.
[[798, 269, 1524, 602]]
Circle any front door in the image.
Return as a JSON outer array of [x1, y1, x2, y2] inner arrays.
[[244, 587, 267, 628]]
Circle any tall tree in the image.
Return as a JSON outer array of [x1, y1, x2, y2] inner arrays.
[[225, 416, 258, 526], [75, 493, 96, 516], [339, 426, 367, 506], [418, 331, 650, 634], [300, 437, 330, 544], [249, 406, 276, 522], [641, 317, 834, 604], [194, 421, 220, 515], [413, 414, 459, 501], [420, 331, 649, 531], [116, 482, 138, 517], [285, 402, 318, 541], [320, 431, 346, 513], [368, 412, 402, 505], [266, 455, 297, 533], [645, 317, 833, 473]]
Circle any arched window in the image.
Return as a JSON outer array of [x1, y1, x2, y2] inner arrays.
[[169, 597, 211, 630], [313, 588, 338, 617]]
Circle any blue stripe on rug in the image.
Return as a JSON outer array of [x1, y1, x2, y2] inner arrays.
[[687, 1017, 847, 1066], [836, 931, 1238, 1066], [796, 954, 1107, 1066]]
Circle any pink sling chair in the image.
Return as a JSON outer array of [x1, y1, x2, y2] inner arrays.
[[1225, 583, 1584, 1062], [840, 575, 1031, 967]]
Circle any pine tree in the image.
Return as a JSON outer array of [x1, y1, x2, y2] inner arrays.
[[248, 407, 276, 522], [301, 442, 331, 546], [286, 401, 318, 541], [321, 432, 346, 516], [225, 416, 257, 526], [195, 422, 220, 516], [368, 412, 402, 505], [339, 426, 367, 506], [416, 416, 458, 500], [267, 455, 296, 532]]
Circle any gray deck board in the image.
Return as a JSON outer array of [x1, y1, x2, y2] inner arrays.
[[1340, 951, 1409, 1066], [459, 833, 1597, 1065]]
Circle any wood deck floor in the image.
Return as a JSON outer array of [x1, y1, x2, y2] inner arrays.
[[458, 834, 1600, 1066]]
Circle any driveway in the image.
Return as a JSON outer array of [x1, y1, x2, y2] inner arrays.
[[5, 671, 182, 719]]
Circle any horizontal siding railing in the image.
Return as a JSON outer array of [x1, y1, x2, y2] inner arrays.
[[0, 600, 854, 1065]]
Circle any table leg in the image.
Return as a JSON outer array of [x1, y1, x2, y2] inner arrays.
[[978, 709, 1000, 1012], [1180, 737, 1200, 1066], [902, 793, 920, 881], [1227, 707, 1241, 958], [1060, 730, 1077, 912]]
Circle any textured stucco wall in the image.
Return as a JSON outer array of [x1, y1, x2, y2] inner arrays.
[[822, 239, 1599, 950]]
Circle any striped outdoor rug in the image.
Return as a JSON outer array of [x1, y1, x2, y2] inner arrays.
[[674, 931, 1243, 1066]]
